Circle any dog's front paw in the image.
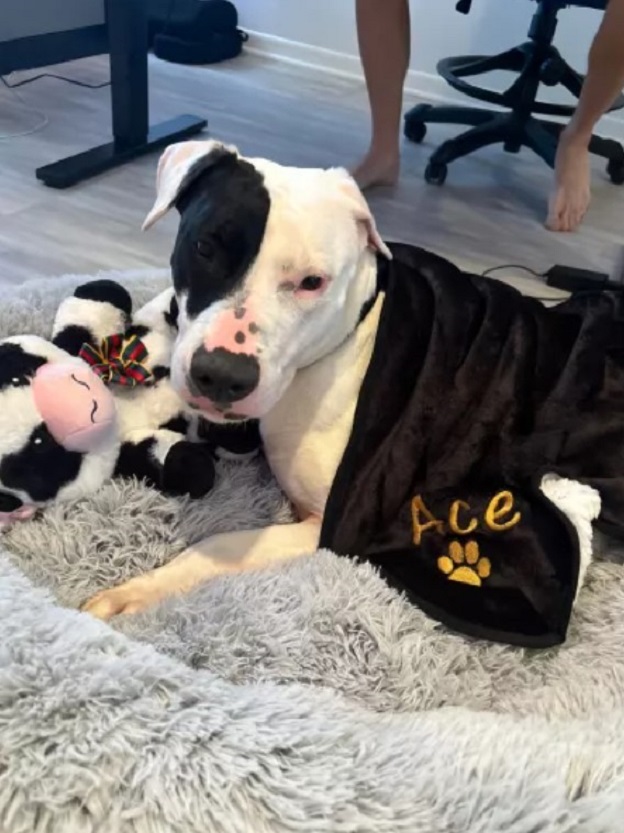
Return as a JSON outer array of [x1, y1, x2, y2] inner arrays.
[[81, 577, 162, 620]]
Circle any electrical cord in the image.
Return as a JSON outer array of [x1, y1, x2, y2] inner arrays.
[[1, 73, 110, 90], [0, 81, 48, 140], [0, 70, 110, 140], [480, 263, 564, 302], [481, 263, 545, 280]]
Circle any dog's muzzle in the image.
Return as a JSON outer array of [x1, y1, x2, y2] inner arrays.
[[188, 346, 260, 404]]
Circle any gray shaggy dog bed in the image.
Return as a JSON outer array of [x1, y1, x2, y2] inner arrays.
[[2, 270, 624, 833]]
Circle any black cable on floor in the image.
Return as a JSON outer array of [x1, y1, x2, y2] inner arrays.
[[1, 73, 110, 90], [481, 264, 545, 280], [480, 263, 562, 302]]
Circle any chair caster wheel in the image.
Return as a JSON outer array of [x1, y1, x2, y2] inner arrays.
[[425, 160, 448, 185], [405, 120, 427, 144], [607, 158, 624, 185], [540, 58, 563, 87]]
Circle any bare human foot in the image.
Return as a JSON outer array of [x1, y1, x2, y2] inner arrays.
[[351, 147, 400, 189], [546, 131, 591, 233]]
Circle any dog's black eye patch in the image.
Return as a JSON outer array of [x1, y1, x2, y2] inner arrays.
[[0, 491, 23, 512], [171, 155, 270, 318], [174, 146, 235, 214], [0, 343, 46, 391]]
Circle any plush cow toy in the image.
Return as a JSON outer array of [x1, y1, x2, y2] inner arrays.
[[0, 279, 260, 528]]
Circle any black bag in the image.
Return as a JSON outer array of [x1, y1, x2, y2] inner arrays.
[[149, 0, 248, 65]]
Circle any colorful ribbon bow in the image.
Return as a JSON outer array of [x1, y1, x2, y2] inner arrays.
[[79, 334, 153, 387]]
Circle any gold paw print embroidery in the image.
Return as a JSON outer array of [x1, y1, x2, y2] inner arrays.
[[438, 540, 491, 587]]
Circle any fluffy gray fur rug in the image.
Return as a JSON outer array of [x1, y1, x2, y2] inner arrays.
[[2, 270, 624, 833]]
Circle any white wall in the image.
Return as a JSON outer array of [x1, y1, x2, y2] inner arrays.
[[0, 0, 104, 42], [236, 0, 602, 76], [236, 0, 623, 136]]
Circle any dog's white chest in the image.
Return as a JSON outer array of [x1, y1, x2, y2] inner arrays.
[[261, 296, 384, 519]]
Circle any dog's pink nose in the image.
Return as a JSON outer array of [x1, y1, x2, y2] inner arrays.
[[203, 305, 261, 357]]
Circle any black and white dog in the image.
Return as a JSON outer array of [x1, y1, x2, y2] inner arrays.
[[84, 139, 392, 618], [83, 140, 624, 649]]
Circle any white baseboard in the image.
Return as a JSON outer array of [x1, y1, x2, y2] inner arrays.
[[245, 30, 455, 102], [245, 30, 624, 141]]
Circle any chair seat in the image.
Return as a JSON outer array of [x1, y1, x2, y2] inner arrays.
[[438, 48, 624, 118]]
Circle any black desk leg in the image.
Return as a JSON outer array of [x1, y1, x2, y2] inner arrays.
[[109, 0, 149, 148], [36, 0, 207, 189]]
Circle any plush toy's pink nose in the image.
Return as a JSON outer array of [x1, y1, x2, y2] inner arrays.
[[0, 505, 36, 529], [32, 363, 117, 452]]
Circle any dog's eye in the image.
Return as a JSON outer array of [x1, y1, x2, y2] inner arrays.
[[195, 240, 214, 259], [298, 276, 325, 292]]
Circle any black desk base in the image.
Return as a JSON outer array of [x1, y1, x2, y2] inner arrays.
[[36, 114, 207, 189]]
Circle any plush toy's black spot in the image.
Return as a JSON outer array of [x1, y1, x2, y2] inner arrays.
[[115, 437, 215, 498], [0, 343, 46, 391], [160, 414, 189, 434], [165, 295, 179, 330], [0, 491, 23, 512], [170, 152, 270, 318], [234, 307, 246, 320], [52, 324, 94, 357], [163, 441, 216, 498], [75, 280, 133, 317], [0, 424, 83, 502], [198, 417, 261, 455], [125, 324, 150, 340], [115, 438, 162, 489], [248, 322, 259, 334], [234, 331, 246, 344], [152, 365, 170, 381]]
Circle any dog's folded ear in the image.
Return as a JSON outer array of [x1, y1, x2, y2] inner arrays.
[[142, 139, 239, 230], [327, 168, 392, 260]]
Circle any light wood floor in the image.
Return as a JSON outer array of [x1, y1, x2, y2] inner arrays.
[[0, 52, 622, 293]]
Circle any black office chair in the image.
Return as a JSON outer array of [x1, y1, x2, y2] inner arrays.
[[403, 0, 624, 185]]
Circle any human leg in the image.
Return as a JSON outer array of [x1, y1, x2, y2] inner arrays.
[[352, 0, 410, 189]]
